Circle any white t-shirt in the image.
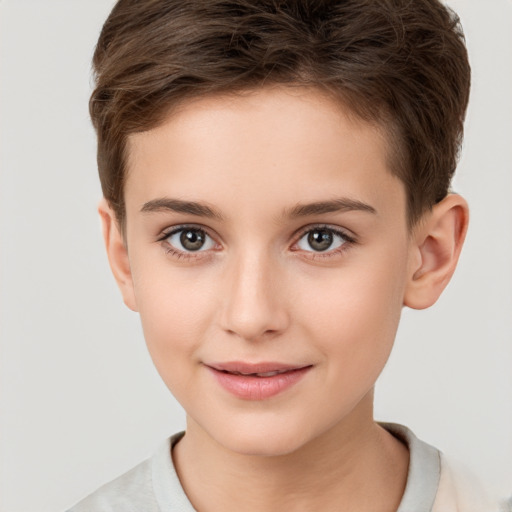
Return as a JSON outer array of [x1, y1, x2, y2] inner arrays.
[[67, 423, 500, 511]]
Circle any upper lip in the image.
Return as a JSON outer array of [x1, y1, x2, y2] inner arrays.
[[206, 361, 311, 375]]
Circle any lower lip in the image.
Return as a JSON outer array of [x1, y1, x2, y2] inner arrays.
[[207, 366, 311, 400]]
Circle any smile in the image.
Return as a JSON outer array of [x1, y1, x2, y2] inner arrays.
[[224, 369, 291, 377], [205, 362, 312, 400]]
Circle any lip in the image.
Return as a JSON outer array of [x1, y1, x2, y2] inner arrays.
[[205, 361, 312, 400]]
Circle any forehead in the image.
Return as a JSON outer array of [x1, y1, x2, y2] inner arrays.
[[125, 86, 405, 223]]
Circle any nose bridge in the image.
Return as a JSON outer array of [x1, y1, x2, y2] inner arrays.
[[220, 244, 288, 341]]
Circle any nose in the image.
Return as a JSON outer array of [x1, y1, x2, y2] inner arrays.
[[219, 249, 290, 342]]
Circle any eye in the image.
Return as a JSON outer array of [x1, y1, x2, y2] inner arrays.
[[165, 227, 216, 252], [296, 227, 349, 253]]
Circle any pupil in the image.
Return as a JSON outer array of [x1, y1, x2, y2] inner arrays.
[[180, 229, 205, 251], [308, 230, 332, 251]]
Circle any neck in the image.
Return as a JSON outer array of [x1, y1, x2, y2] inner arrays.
[[172, 393, 409, 512]]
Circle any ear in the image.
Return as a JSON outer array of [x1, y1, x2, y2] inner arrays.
[[98, 198, 138, 312], [404, 194, 469, 310]]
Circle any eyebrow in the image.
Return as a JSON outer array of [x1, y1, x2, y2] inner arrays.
[[140, 198, 224, 220], [140, 196, 377, 221], [285, 198, 377, 218]]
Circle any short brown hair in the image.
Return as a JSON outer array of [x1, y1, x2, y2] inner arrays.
[[90, 0, 470, 229]]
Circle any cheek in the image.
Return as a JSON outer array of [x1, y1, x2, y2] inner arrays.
[[295, 252, 407, 380], [131, 263, 219, 385]]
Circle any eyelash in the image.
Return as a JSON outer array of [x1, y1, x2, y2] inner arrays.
[[157, 224, 217, 261], [157, 224, 357, 261], [292, 224, 357, 260]]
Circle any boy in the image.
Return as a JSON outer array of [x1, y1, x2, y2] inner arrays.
[[69, 0, 499, 510]]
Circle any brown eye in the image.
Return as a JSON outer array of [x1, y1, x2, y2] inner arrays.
[[297, 228, 347, 253], [180, 229, 206, 251], [307, 230, 333, 251], [166, 228, 215, 252]]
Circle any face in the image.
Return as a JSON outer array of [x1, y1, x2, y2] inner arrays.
[[120, 86, 414, 456]]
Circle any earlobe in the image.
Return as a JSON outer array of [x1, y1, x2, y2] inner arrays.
[[404, 194, 469, 310], [98, 199, 138, 312]]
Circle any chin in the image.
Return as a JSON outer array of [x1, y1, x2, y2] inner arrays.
[[223, 436, 305, 458], [207, 416, 317, 458]]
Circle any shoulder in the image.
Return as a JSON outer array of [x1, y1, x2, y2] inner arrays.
[[381, 422, 503, 512], [66, 432, 190, 512], [433, 454, 504, 512], [66, 457, 159, 512]]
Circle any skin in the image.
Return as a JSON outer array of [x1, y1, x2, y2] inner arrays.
[[100, 86, 468, 511]]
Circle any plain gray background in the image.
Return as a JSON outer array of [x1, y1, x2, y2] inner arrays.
[[1, 1, 511, 510]]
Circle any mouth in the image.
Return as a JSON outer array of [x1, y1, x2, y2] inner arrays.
[[208, 361, 310, 376], [221, 369, 294, 377], [205, 362, 312, 400]]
